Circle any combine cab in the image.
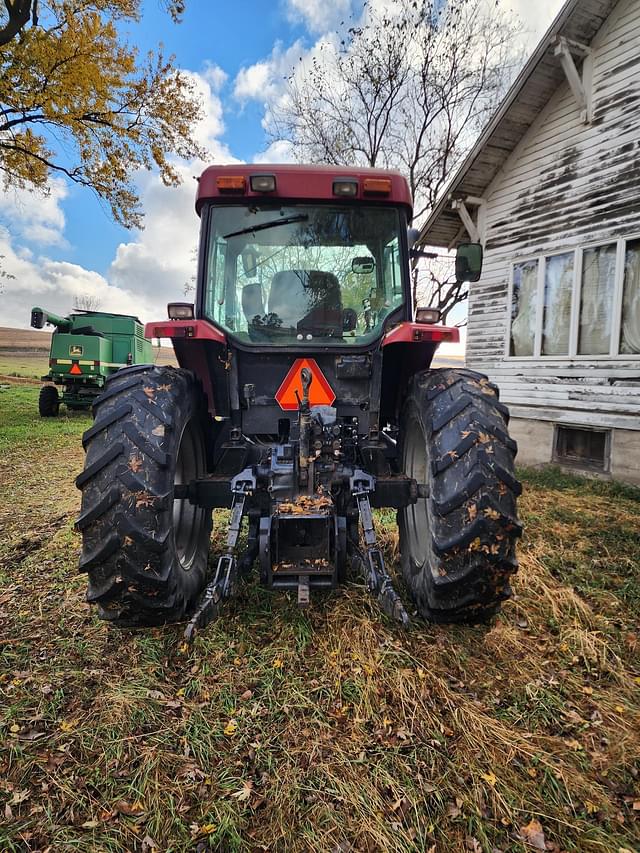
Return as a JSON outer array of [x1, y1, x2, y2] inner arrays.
[[31, 308, 154, 415], [75, 165, 522, 635]]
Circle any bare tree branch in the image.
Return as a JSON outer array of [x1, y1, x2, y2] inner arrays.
[[0, 0, 34, 47], [270, 0, 522, 320]]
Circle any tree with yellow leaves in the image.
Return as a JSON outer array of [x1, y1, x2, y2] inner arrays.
[[0, 1, 204, 228]]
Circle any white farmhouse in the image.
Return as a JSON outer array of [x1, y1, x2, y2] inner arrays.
[[418, 0, 640, 484]]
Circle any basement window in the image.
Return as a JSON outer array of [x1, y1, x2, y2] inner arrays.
[[554, 425, 610, 471]]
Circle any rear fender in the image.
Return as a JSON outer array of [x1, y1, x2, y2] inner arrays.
[[144, 319, 227, 417], [380, 322, 460, 423]]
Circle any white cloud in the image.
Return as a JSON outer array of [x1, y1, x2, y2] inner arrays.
[[0, 178, 68, 247], [252, 139, 296, 164], [233, 39, 307, 104], [502, 0, 565, 46], [201, 61, 228, 93], [0, 226, 152, 327], [284, 0, 353, 33]]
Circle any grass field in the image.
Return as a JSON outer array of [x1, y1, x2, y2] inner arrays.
[[0, 382, 639, 853]]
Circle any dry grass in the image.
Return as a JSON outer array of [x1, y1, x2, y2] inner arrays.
[[0, 385, 639, 852]]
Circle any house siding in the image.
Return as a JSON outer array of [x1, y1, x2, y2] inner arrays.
[[466, 0, 640, 448]]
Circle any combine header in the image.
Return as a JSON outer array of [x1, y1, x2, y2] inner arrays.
[[75, 164, 522, 636]]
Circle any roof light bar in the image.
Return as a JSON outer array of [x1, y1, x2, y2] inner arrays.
[[216, 175, 246, 192], [250, 174, 277, 193], [333, 179, 358, 197], [363, 177, 392, 195]]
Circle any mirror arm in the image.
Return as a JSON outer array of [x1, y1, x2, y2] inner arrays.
[[409, 249, 439, 259]]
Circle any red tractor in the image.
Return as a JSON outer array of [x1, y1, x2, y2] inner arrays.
[[75, 165, 521, 636]]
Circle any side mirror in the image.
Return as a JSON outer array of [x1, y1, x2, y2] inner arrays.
[[352, 256, 375, 275], [407, 227, 421, 248], [455, 242, 483, 282]]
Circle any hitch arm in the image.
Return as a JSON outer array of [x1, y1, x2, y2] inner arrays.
[[351, 471, 410, 627], [184, 469, 255, 641]]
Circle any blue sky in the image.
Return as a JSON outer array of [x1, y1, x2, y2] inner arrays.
[[0, 0, 565, 335]]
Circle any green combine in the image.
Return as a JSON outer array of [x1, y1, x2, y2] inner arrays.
[[30, 308, 154, 416]]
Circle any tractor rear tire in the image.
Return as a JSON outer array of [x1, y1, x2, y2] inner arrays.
[[399, 368, 522, 624], [39, 385, 60, 417], [76, 365, 212, 627]]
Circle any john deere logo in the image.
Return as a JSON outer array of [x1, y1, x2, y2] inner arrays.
[[69, 344, 83, 356]]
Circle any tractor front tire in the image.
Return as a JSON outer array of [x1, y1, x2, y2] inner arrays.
[[399, 368, 522, 624], [76, 365, 212, 627], [39, 384, 60, 417]]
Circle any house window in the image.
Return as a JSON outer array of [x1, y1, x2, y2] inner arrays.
[[510, 259, 538, 356], [579, 243, 616, 355], [542, 252, 573, 355], [554, 425, 610, 471], [508, 236, 640, 359], [620, 238, 640, 354]]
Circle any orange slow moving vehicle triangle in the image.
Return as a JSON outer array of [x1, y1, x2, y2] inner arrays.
[[69, 362, 82, 375], [275, 358, 336, 411]]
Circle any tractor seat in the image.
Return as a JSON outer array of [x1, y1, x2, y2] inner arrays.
[[268, 270, 341, 330], [242, 283, 264, 323]]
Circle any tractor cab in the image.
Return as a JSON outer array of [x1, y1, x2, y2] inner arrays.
[[150, 165, 459, 443]]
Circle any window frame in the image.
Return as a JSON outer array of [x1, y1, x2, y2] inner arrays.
[[552, 423, 611, 473], [505, 235, 640, 360]]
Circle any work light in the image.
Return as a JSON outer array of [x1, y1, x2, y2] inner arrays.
[[167, 303, 194, 320]]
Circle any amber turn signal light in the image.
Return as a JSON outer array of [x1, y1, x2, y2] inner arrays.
[[216, 175, 246, 192], [363, 177, 392, 195]]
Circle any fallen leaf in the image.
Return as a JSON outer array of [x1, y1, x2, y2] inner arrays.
[[273, 658, 283, 669], [224, 720, 238, 736], [240, 689, 253, 701], [519, 818, 546, 850], [115, 799, 146, 816], [9, 789, 30, 805], [81, 820, 101, 829], [231, 781, 254, 802], [481, 771, 497, 787]]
